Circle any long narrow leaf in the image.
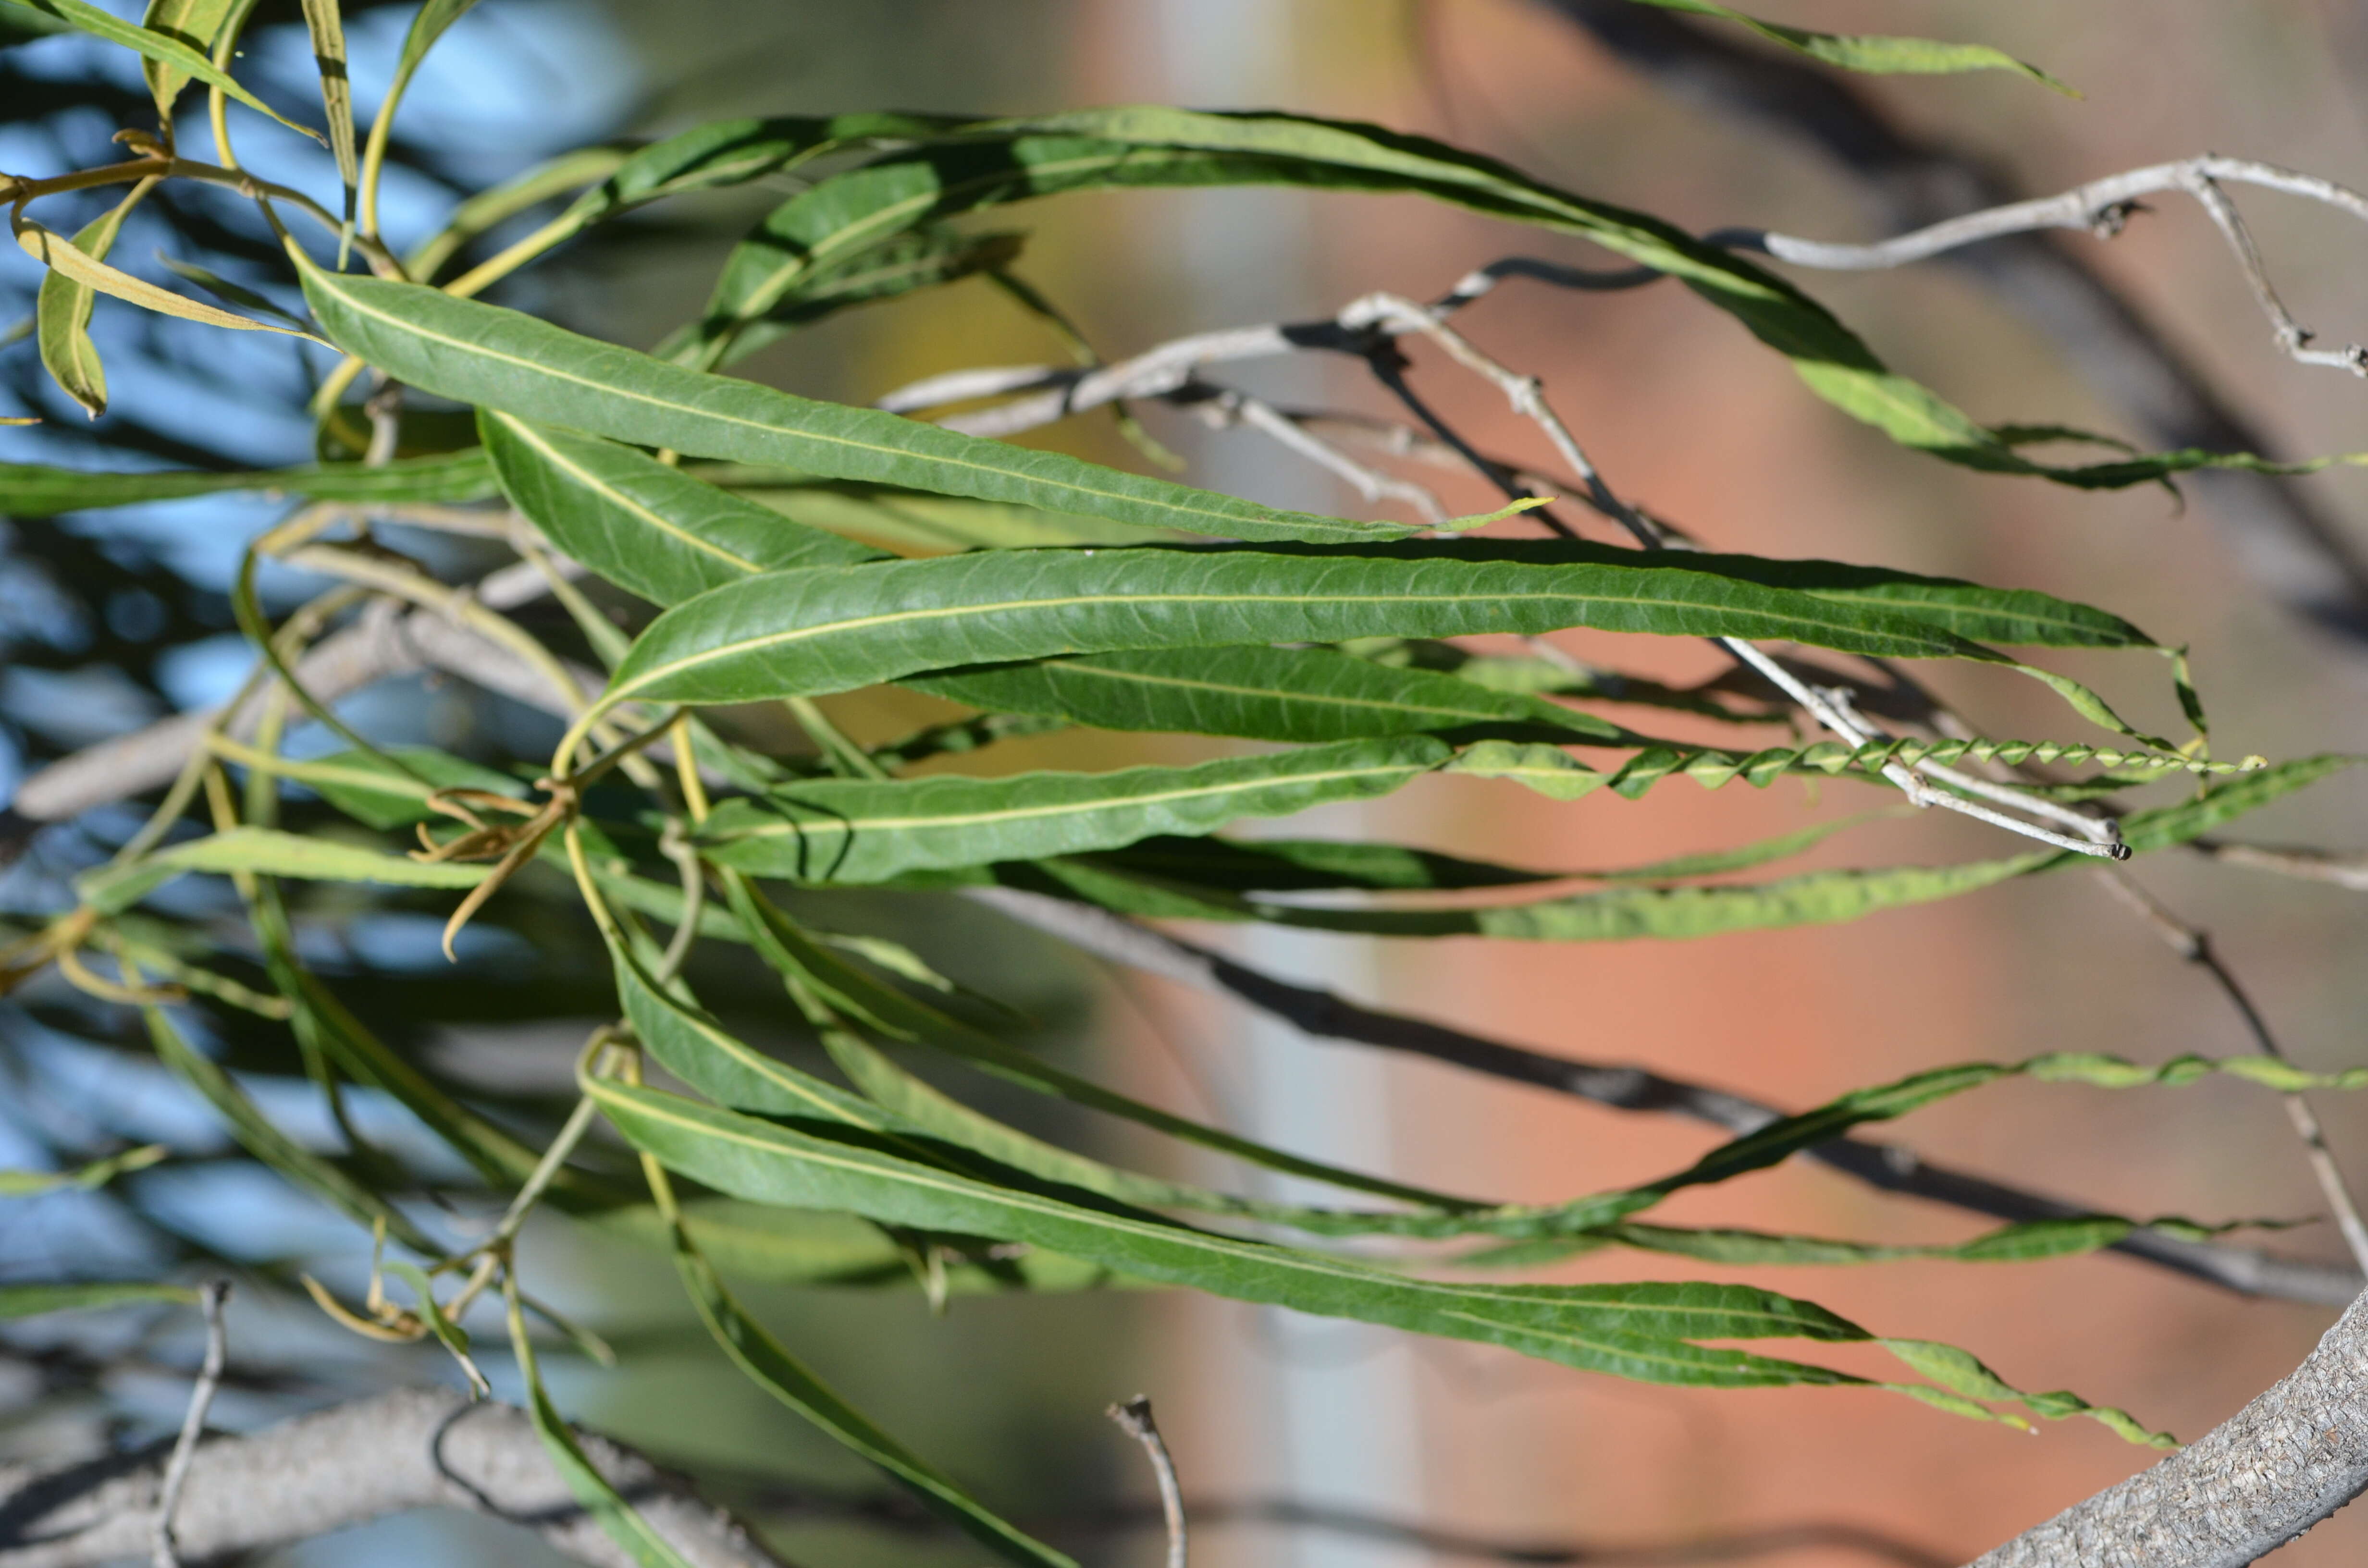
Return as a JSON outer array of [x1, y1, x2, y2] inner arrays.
[[505, 1279, 703, 1568], [481, 412, 880, 604], [600, 544, 2121, 718], [654, 1184, 1078, 1568], [589, 1074, 2152, 1437], [295, 263, 1417, 545], [296, 0, 356, 223]]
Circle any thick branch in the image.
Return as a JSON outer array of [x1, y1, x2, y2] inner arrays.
[[1969, 1286, 2368, 1566], [1534, 0, 2368, 642], [0, 1386, 785, 1568], [966, 886, 2361, 1308]]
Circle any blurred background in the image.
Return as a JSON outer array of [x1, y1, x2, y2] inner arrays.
[[4, 2, 2368, 1565]]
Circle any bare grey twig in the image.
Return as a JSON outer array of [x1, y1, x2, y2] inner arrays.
[[1719, 156, 2368, 377], [148, 1279, 229, 1568], [1106, 1396, 1186, 1568], [2190, 840, 2368, 893], [2096, 870, 2368, 1276]]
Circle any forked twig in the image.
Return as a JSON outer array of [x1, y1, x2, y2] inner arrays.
[[1721, 154, 2368, 377]]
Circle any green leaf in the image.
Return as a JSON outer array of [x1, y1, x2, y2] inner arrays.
[[656, 1200, 1078, 1568], [0, 1281, 198, 1318], [0, 1143, 168, 1196], [294, 264, 1418, 546], [405, 145, 624, 282], [720, 877, 1468, 1212], [587, 1075, 2133, 1432], [1474, 1213, 2274, 1270], [907, 644, 1629, 745], [141, 1001, 441, 1251], [1088, 814, 1875, 896], [724, 225, 1027, 362], [1335, 637, 1787, 725], [0, 451, 493, 515], [694, 737, 1451, 885], [506, 1280, 705, 1568], [295, 0, 356, 225], [481, 412, 880, 605], [2115, 753, 2362, 852], [81, 826, 489, 915], [138, 0, 236, 121], [1441, 731, 2236, 809], [518, 114, 971, 275], [379, 0, 477, 123], [37, 181, 149, 419], [0, 0, 321, 141], [1623, 0, 2073, 94], [691, 111, 2318, 494], [1038, 758, 2350, 939], [601, 545, 2028, 716], [0, 2, 65, 40], [482, 427, 1597, 752]]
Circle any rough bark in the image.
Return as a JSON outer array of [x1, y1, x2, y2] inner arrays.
[[1968, 1287, 2368, 1566], [0, 1386, 787, 1568]]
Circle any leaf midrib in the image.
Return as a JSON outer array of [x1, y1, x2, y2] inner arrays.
[[318, 268, 1392, 542]]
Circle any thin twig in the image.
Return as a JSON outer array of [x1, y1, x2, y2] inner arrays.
[[2095, 870, 2368, 1275], [1106, 1396, 1186, 1568], [1182, 382, 1452, 524], [1710, 154, 2368, 377], [149, 1279, 229, 1568], [2189, 840, 2368, 892]]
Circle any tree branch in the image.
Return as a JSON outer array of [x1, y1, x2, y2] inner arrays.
[[1968, 1285, 2368, 1566], [1529, 0, 2368, 643], [0, 1386, 786, 1568]]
